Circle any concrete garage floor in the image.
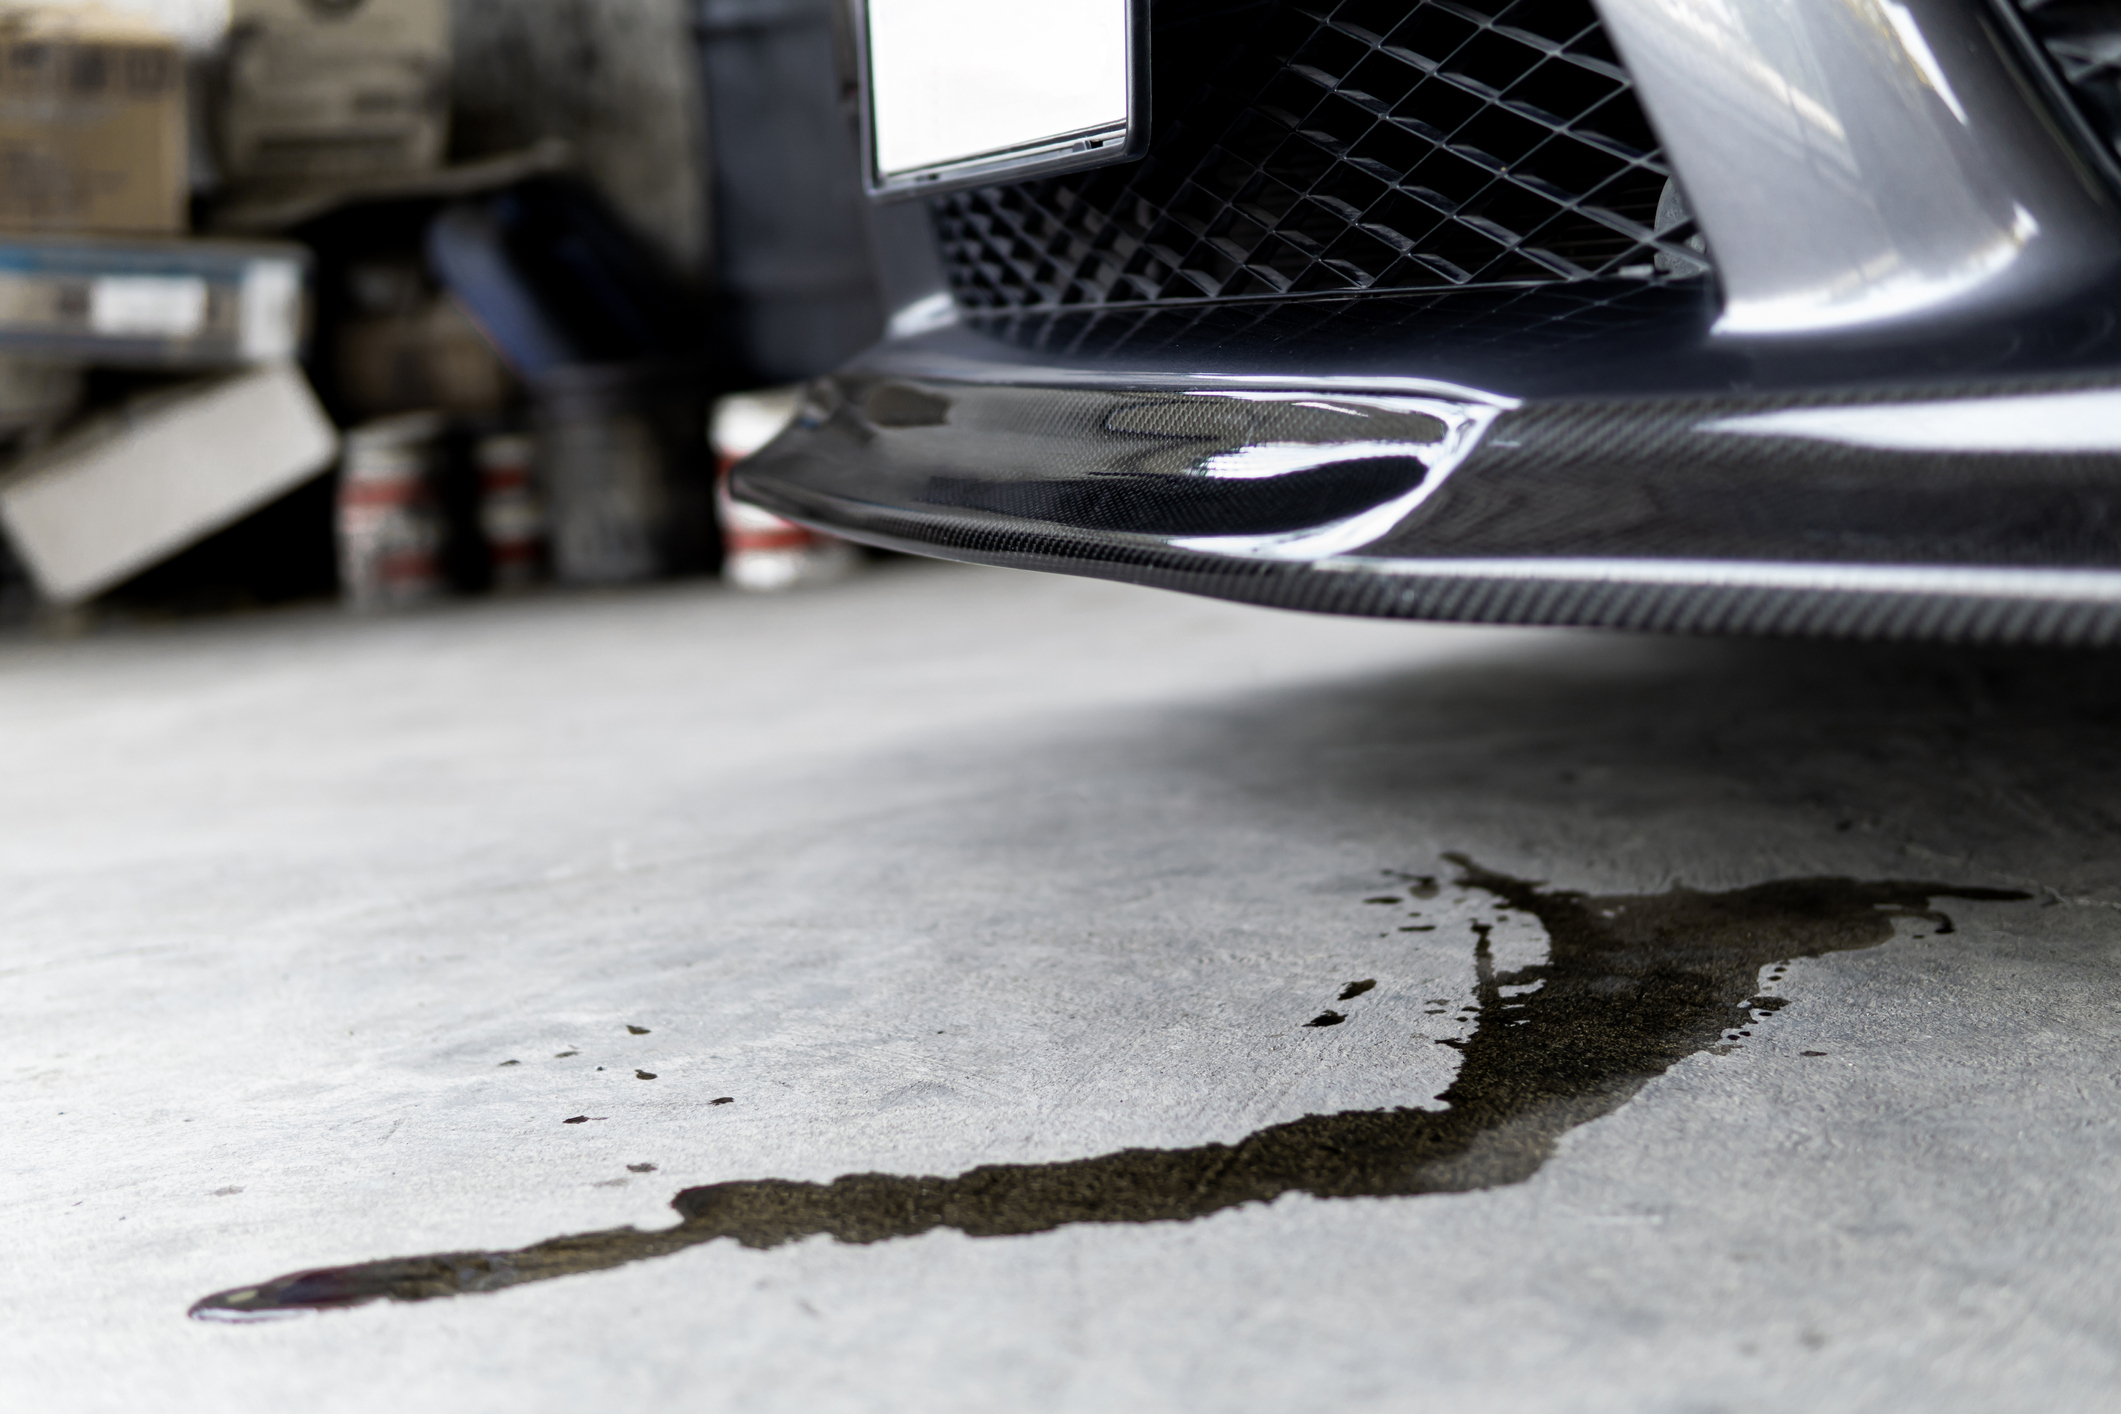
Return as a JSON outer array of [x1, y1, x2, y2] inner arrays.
[[5, 558, 2118, 1412]]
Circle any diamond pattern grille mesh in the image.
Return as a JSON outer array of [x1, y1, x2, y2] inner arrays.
[[933, 0, 1705, 312], [970, 279, 1697, 366]]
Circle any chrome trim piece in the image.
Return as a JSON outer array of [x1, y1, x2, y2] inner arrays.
[[1593, 0, 2121, 336]]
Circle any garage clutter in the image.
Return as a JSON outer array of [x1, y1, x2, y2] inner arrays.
[[0, 0, 854, 626]]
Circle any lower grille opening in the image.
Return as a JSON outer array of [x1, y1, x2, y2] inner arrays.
[[933, 0, 1706, 313]]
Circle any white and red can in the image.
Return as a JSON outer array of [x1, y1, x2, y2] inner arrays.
[[337, 412, 446, 611], [475, 431, 544, 590], [711, 387, 857, 592]]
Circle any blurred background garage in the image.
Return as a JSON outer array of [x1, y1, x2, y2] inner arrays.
[[0, 0, 877, 628]]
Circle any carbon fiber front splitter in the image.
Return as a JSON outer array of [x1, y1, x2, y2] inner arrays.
[[734, 363, 2121, 645]]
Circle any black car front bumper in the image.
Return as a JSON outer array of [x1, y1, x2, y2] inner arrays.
[[734, 0, 2121, 644]]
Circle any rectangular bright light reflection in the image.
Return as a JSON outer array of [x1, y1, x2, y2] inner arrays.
[[866, 0, 1134, 192]]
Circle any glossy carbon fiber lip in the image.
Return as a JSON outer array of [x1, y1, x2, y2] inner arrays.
[[733, 371, 2121, 644]]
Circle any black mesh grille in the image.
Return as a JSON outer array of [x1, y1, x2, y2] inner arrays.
[[932, 0, 1704, 312], [969, 279, 1700, 367]]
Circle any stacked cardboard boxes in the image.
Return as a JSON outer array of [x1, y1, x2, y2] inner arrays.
[[0, 5, 328, 612]]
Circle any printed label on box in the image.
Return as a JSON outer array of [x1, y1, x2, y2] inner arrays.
[[90, 275, 207, 337]]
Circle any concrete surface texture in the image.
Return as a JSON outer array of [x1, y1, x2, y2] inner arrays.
[[4, 559, 2117, 1411]]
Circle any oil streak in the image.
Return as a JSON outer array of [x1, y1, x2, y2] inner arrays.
[[190, 858, 2022, 1321]]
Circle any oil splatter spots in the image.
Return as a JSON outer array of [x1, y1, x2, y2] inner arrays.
[[190, 859, 2022, 1322], [710, 1097, 735, 1106], [1338, 980, 1377, 1001], [628, 1164, 658, 1174], [626, 1026, 651, 1036], [1305, 1011, 1347, 1028], [635, 1071, 657, 1081]]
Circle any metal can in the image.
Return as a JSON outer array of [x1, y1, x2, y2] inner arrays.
[[337, 412, 445, 610], [711, 386, 857, 592], [475, 431, 543, 590], [534, 364, 714, 585]]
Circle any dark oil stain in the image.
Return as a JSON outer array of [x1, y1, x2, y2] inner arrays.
[[710, 1097, 735, 1106], [628, 1164, 658, 1173], [190, 859, 2023, 1323], [1338, 980, 1377, 1001], [1305, 1010, 1348, 1027], [1388, 873, 1440, 899], [626, 1026, 652, 1036], [636, 1071, 658, 1081], [497, 1060, 520, 1067], [562, 1116, 589, 1124], [1364, 896, 1402, 905], [554, 1051, 579, 1058]]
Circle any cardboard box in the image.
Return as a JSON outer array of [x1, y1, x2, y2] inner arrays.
[[222, 0, 448, 185], [0, 360, 338, 603], [0, 5, 187, 235]]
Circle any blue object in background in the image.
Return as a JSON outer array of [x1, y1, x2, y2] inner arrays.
[[425, 178, 704, 382]]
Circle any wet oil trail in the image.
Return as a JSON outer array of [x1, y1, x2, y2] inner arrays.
[[190, 858, 2024, 1321]]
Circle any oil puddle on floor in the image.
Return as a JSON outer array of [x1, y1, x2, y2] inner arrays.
[[190, 858, 2023, 1322]]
